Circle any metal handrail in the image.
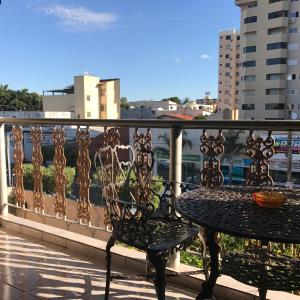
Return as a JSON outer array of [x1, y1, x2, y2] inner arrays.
[[1, 118, 300, 130]]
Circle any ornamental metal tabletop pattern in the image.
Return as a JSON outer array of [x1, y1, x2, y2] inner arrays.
[[175, 186, 300, 244]]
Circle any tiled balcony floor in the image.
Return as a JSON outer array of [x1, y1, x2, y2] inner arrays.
[[0, 228, 197, 299]]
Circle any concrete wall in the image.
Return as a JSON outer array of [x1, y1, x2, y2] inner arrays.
[[43, 94, 75, 113]]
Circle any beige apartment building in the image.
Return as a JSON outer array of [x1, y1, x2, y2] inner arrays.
[[218, 29, 240, 117], [43, 75, 120, 119], [235, 0, 300, 120]]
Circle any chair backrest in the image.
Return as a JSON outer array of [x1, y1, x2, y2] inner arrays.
[[95, 144, 156, 245]]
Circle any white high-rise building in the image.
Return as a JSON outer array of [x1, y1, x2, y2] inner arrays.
[[235, 0, 300, 120]]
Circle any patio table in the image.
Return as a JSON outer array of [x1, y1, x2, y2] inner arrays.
[[175, 185, 300, 300]]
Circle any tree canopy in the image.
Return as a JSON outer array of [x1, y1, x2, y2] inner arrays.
[[161, 97, 181, 104], [0, 84, 43, 111], [120, 97, 129, 110]]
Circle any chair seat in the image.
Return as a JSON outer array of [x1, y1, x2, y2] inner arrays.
[[115, 219, 199, 252]]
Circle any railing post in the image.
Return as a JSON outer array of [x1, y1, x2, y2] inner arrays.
[[169, 127, 183, 195], [169, 126, 182, 269], [286, 130, 293, 187], [0, 124, 8, 216]]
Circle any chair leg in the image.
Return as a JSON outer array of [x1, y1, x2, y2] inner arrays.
[[148, 251, 168, 300], [258, 287, 267, 300], [105, 236, 116, 300]]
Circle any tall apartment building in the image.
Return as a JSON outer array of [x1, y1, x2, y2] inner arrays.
[[43, 75, 120, 119], [218, 29, 240, 117], [235, 0, 300, 120]]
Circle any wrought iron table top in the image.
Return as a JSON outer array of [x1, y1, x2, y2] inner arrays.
[[175, 185, 300, 244]]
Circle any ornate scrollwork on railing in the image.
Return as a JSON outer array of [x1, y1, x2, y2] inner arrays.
[[200, 129, 224, 188], [12, 126, 25, 207], [133, 128, 154, 204], [53, 127, 67, 218], [31, 126, 44, 212], [76, 127, 91, 224], [245, 130, 274, 186], [102, 127, 120, 225]]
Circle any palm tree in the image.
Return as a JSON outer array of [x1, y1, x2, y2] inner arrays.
[[155, 130, 193, 157], [222, 130, 245, 185]]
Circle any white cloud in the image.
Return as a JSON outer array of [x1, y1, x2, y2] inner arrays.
[[174, 57, 183, 64], [43, 5, 117, 31], [201, 54, 212, 60]]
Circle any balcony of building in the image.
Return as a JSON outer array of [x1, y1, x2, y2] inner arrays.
[[0, 118, 299, 300]]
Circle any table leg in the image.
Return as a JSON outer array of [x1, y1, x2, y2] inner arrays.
[[196, 228, 220, 300]]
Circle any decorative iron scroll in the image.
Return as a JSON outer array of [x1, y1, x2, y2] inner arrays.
[[76, 127, 91, 223], [31, 126, 44, 212], [133, 128, 154, 204], [53, 127, 67, 217], [102, 127, 120, 225], [12, 126, 25, 206], [245, 130, 274, 186], [200, 129, 224, 188]]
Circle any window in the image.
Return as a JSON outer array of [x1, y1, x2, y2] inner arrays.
[[225, 63, 231, 67], [226, 45, 231, 50], [291, 0, 299, 2], [237, 35, 240, 40], [268, 27, 286, 35], [245, 31, 257, 39], [266, 58, 287, 65], [86, 95, 90, 101], [266, 88, 284, 95], [225, 54, 231, 59], [269, 0, 282, 3], [288, 43, 298, 50], [226, 35, 231, 40], [100, 104, 105, 111], [289, 27, 298, 34], [225, 72, 231, 77], [265, 103, 285, 110], [242, 104, 255, 110], [289, 11, 299, 18], [248, 2, 257, 8], [287, 89, 299, 95], [241, 75, 256, 81], [244, 16, 257, 24], [86, 112, 91, 117], [225, 90, 230, 95], [266, 73, 285, 80], [243, 60, 256, 67], [243, 46, 256, 53], [267, 42, 287, 50], [288, 58, 298, 65], [268, 10, 288, 19], [225, 80, 230, 86], [287, 74, 297, 80], [243, 89, 255, 96]]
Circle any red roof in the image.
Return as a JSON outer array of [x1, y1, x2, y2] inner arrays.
[[158, 113, 194, 120]]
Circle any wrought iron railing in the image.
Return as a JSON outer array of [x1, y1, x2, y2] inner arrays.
[[0, 118, 299, 265]]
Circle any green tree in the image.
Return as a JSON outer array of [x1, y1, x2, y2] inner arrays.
[[155, 131, 193, 157], [120, 97, 129, 110], [182, 97, 190, 105], [222, 130, 245, 185], [0, 85, 42, 111], [23, 164, 76, 195], [161, 97, 181, 104]]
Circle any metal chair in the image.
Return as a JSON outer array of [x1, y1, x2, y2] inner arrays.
[[94, 144, 200, 300]]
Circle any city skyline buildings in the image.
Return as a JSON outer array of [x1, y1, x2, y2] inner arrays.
[[235, 0, 300, 120], [218, 29, 240, 116]]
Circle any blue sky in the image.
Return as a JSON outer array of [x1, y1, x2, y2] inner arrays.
[[0, 0, 240, 101]]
